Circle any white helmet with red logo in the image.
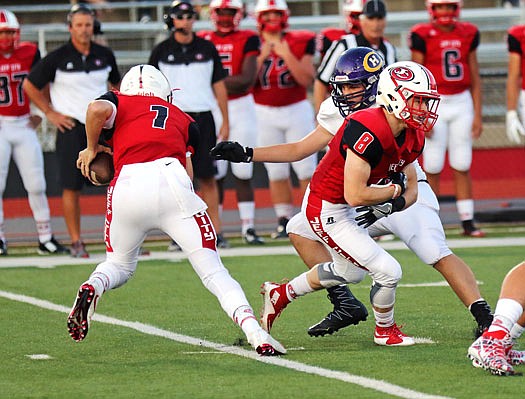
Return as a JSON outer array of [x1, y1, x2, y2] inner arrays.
[[342, 0, 363, 35], [120, 64, 173, 103], [254, 0, 289, 33], [210, 0, 243, 34], [426, 0, 462, 26], [376, 61, 440, 132], [0, 9, 20, 53]]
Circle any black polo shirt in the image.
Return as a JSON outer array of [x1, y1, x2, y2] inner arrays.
[[148, 34, 227, 112], [27, 40, 120, 123]]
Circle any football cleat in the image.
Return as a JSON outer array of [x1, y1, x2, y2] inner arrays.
[[249, 329, 287, 356], [38, 236, 70, 255], [0, 239, 7, 256], [469, 333, 525, 372], [216, 233, 230, 249], [271, 217, 289, 239], [67, 284, 99, 342], [374, 323, 415, 346], [243, 228, 265, 245], [260, 282, 291, 333], [462, 228, 486, 238], [71, 240, 89, 258], [509, 348, 525, 365], [308, 285, 368, 337], [477, 332, 517, 376]]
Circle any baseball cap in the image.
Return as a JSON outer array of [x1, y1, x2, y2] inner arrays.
[[362, 0, 386, 18], [170, 1, 195, 16]]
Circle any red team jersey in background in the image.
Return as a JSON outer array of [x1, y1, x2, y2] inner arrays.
[[508, 25, 525, 90], [197, 30, 260, 100], [317, 27, 347, 58], [253, 30, 316, 106], [99, 92, 195, 177], [0, 42, 40, 116], [309, 107, 425, 204], [410, 21, 479, 95]]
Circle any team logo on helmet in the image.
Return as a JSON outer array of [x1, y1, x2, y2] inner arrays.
[[363, 52, 384, 73], [391, 66, 415, 81]]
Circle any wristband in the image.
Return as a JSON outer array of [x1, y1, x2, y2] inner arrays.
[[391, 196, 406, 212], [245, 146, 254, 162], [390, 184, 401, 199]]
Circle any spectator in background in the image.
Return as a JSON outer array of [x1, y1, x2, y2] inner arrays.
[[198, 0, 264, 245], [410, 0, 484, 237], [252, 0, 317, 239], [149, 0, 230, 249], [0, 9, 69, 256], [314, 0, 396, 113], [316, 0, 363, 60], [506, 24, 525, 144], [23, 3, 121, 258]]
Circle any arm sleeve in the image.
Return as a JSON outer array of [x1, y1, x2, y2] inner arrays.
[[409, 31, 426, 54], [244, 35, 261, 56], [508, 32, 522, 54], [187, 121, 200, 155], [96, 91, 119, 141], [470, 29, 480, 52]]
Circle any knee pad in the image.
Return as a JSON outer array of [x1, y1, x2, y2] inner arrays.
[[370, 282, 396, 309], [292, 156, 316, 180], [317, 262, 347, 287], [215, 160, 228, 180], [231, 162, 253, 181], [264, 162, 290, 181]]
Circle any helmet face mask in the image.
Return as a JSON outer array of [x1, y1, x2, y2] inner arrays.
[[342, 0, 363, 34], [329, 47, 385, 117], [426, 0, 461, 26], [120, 64, 173, 103], [254, 0, 289, 32], [210, 0, 243, 33], [376, 61, 440, 132], [0, 9, 20, 53]]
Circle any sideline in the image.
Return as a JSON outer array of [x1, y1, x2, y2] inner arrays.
[[0, 289, 453, 399], [1, 236, 524, 269]]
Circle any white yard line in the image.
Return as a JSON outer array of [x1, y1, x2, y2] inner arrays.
[[0, 289, 452, 399], [1, 236, 524, 269]]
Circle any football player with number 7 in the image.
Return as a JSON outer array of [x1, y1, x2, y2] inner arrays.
[[212, 47, 494, 344], [69, 64, 286, 356]]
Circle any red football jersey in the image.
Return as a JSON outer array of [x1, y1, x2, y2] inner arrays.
[[104, 93, 194, 177], [253, 30, 316, 107], [309, 107, 425, 204], [197, 29, 260, 100], [317, 27, 347, 58], [410, 21, 479, 95], [508, 25, 525, 90], [0, 42, 40, 117]]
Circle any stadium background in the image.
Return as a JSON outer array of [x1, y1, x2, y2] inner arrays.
[[3, 0, 525, 219]]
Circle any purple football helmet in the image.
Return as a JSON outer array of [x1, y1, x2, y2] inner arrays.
[[329, 47, 385, 117]]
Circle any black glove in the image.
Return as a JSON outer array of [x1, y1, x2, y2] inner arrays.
[[209, 141, 253, 163], [388, 172, 407, 195], [355, 197, 406, 228]]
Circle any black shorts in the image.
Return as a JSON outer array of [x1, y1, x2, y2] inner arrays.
[[187, 111, 217, 180], [55, 121, 89, 190]]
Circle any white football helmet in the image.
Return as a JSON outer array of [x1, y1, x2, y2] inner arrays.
[[254, 0, 289, 32], [120, 65, 172, 103], [0, 9, 20, 53], [342, 0, 363, 34], [209, 0, 243, 34], [426, 0, 462, 26], [376, 61, 440, 132]]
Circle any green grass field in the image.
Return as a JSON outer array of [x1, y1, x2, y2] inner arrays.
[[1, 244, 524, 398]]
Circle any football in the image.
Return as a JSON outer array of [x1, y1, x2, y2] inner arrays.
[[89, 152, 114, 186]]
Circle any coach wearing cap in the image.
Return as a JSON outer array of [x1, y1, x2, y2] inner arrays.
[[148, 0, 229, 241], [313, 0, 397, 111]]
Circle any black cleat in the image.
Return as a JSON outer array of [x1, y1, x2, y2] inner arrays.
[[271, 217, 289, 239], [308, 284, 368, 337], [67, 284, 97, 342], [471, 299, 494, 338], [244, 228, 265, 245]]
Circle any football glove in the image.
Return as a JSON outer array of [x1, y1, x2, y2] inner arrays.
[[209, 141, 253, 163], [506, 110, 525, 144], [355, 197, 406, 228]]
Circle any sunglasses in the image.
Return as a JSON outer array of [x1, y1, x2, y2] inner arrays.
[[174, 13, 194, 20]]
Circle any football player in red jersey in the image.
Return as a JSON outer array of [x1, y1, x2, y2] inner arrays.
[[506, 24, 525, 144], [410, 0, 484, 237], [316, 0, 363, 59], [68, 65, 286, 357], [254, 61, 440, 346], [253, 0, 317, 239], [0, 10, 69, 256], [198, 0, 264, 245]]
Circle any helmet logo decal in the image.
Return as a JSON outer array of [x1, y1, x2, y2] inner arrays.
[[0, 12, 7, 24], [390, 67, 414, 81], [363, 52, 384, 72]]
